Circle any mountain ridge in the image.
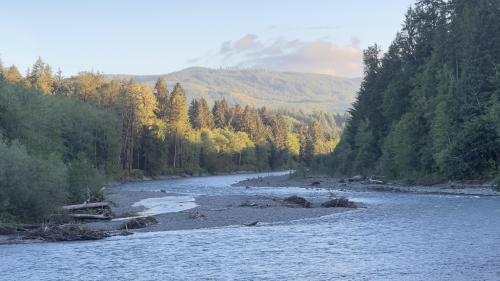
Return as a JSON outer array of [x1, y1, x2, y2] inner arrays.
[[108, 67, 361, 113]]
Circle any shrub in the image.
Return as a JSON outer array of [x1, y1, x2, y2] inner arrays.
[[0, 140, 67, 222]]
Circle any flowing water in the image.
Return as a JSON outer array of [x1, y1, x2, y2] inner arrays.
[[1, 172, 500, 280]]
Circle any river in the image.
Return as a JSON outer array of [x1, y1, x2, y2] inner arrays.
[[1, 172, 499, 280]]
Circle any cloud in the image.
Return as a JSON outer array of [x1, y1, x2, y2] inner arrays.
[[219, 41, 232, 54], [234, 34, 261, 50], [217, 35, 363, 78], [350, 37, 361, 47], [219, 34, 261, 58]]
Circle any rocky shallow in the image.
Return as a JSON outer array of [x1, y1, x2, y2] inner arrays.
[[85, 193, 353, 233], [233, 174, 500, 196]]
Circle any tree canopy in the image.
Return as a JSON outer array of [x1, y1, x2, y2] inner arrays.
[[331, 0, 500, 183]]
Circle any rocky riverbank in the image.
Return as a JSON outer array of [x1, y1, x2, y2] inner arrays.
[[85, 191, 355, 233], [233, 174, 500, 196], [0, 173, 357, 244]]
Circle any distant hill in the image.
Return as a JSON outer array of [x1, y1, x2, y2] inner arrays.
[[109, 67, 361, 113]]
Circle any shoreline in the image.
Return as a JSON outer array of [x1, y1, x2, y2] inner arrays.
[[0, 173, 352, 245], [85, 186, 353, 233], [233, 174, 500, 196], [115, 170, 286, 185]]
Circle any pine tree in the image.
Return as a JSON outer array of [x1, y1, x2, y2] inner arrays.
[[213, 99, 230, 129], [52, 69, 72, 96], [168, 83, 189, 169], [4, 66, 23, 83], [189, 97, 214, 129], [28, 57, 53, 95], [154, 77, 169, 118]]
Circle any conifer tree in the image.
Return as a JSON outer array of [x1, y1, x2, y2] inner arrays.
[[4, 66, 23, 83], [213, 99, 230, 129], [28, 57, 54, 95], [154, 77, 169, 118], [168, 83, 189, 168]]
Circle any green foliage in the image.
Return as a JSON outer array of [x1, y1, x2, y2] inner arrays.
[[0, 78, 120, 222], [67, 155, 106, 203], [332, 0, 500, 183], [0, 140, 67, 222], [0, 56, 346, 222]]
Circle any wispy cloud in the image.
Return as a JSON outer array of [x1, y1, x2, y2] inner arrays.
[[186, 57, 202, 63], [305, 25, 339, 30], [216, 34, 362, 77]]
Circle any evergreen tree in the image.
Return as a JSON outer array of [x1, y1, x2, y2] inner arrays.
[[189, 97, 214, 129], [168, 83, 190, 169], [212, 99, 230, 129], [332, 0, 500, 181], [154, 77, 169, 118], [4, 66, 23, 83], [28, 57, 53, 95]]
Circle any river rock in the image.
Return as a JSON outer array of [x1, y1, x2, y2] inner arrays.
[[348, 175, 364, 182], [321, 197, 356, 208], [284, 196, 312, 208]]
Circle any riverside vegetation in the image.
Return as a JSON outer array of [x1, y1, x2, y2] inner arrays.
[[0, 60, 342, 223], [330, 0, 500, 185]]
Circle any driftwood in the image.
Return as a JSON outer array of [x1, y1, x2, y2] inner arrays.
[[62, 202, 109, 211], [348, 175, 365, 182], [244, 221, 258, 226], [25, 224, 109, 242], [69, 214, 111, 220], [368, 179, 385, 184]]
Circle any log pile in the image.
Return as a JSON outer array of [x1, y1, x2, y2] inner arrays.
[[62, 202, 112, 220], [25, 224, 109, 242]]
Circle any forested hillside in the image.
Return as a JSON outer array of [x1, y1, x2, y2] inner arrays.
[[332, 0, 500, 183], [0, 59, 343, 222], [110, 67, 361, 113]]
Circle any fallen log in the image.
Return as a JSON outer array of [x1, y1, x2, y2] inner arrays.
[[368, 179, 385, 184], [62, 202, 109, 211], [69, 214, 111, 220], [348, 175, 364, 182]]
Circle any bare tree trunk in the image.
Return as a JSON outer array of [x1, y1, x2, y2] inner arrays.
[[179, 137, 183, 169], [173, 134, 177, 169]]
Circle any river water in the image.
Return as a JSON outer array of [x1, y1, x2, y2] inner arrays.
[[1, 172, 500, 280]]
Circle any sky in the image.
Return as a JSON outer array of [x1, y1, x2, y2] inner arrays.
[[0, 0, 414, 78]]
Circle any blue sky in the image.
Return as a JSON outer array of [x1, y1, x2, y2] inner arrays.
[[0, 0, 414, 77]]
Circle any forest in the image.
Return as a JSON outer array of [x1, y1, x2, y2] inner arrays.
[[331, 0, 500, 183], [0, 59, 342, 222]]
